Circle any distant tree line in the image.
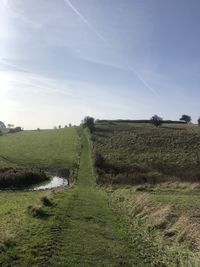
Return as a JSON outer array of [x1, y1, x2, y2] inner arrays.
[[84, 114, 200, 129], [9, 127, 23, 134]]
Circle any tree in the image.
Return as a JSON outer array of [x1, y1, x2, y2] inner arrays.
[[0, 121, 6, 128], [151, 115, 163, 127], [82, 116, 95, 133], [198, 117, 200, 126], [180, 114, 191, 124]]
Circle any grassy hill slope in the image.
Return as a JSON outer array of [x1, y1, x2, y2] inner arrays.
[[0, 128, 80, 169], [92, 123, 200, 184], [92, 122, 200, 263]]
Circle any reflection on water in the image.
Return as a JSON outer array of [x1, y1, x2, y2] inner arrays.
[[33, 176, 68, 191]]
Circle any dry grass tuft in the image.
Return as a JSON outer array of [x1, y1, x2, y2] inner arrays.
[[0, 231, 15, 252], [167, 215, 200, 251], [169, 182, 200, 190], [128, 193, 152, 217], [149, 205, 173, 229]]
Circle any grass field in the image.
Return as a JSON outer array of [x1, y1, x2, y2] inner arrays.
[[0, 127, 80, 169], [92, 122, 200, 263], [0, 124, 200, 266], [0, 127, 82, 265], [93, 122, 200, 184], [0, 128, 177, 266]]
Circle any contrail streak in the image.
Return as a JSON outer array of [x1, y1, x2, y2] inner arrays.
[[0, 59, 29, 73], [129, 68, 158, 96], [63, 0, 106, 43], [64, 1, 156, 95]]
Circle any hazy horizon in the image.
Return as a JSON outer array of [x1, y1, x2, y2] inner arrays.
[[1, 0, 200, 129]]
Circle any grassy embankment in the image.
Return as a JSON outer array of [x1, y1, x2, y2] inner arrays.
[[0, 126, 185, 266], [92, 122, 200, 264]]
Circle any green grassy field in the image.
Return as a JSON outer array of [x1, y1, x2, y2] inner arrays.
[[0, 127, 82, 265], [0, 127, 80, 169], [0, 128, 175, 266], [0, 124, 200, 266]]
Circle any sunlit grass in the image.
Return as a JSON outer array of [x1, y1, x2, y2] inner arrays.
[[0, 127, 80, 169]]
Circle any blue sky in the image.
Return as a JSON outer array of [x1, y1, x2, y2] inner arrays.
[[0, 0, 199, 129]]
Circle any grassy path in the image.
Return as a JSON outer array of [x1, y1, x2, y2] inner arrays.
[[45, 131, 147, 267]]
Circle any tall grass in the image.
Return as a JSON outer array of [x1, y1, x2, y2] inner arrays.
[[93, 123, 200, 184]]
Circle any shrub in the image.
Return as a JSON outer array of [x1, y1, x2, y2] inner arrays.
[[0, 168, 48, 189], [94, 153, 105, 168], [9, 127, 23, 134]]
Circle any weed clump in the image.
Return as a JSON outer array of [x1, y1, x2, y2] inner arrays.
[[27, 204, 48, 218], [40, 196, 53, 206], [0, 231, 15, 252]]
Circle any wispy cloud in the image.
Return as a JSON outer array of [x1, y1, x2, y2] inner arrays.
[[0, 0, 42, 29], [0, 58, 30, 73], [77, 55, 158, 96], [63, 0, 106, 43], [129, 68, 158, 96], [0, 69, 74, 98]]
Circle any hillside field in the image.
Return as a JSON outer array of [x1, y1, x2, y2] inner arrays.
[[0, 124, 200, 266], [0, 127, 81, 265], [93, 122, 200, 184], [0, 127, 80, 169], [92, 122, 200, 263]]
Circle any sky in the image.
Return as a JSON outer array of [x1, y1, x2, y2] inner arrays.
[[0, 0, 200, 129]]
